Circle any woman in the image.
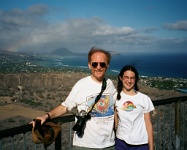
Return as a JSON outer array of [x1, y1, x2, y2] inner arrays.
[[114, 65, 154, 150]]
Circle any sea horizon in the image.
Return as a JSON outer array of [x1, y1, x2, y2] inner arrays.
[[35, 52, 187, 79]]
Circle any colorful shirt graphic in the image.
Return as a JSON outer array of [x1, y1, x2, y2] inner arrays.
[[86, 95, 114, 117], [121, 101, 136, 111]]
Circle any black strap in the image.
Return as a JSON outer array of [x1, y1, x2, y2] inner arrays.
[[86, 78, 107, 116]]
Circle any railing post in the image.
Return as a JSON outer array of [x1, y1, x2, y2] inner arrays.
[[0, 139, 2, 150], [169, 104, 172, 150], [69, 122, 73, 150], [11, 136, 15, 150], [175, 101, 181, 150], [156, 106, 159, 150], [55, 130, 61, 150], [23, 133, 26, 150]]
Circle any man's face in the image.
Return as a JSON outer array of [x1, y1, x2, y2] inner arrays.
[[88, 52, 109, 82]]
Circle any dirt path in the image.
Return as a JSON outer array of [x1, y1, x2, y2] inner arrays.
[[0, 103, 46, 120]]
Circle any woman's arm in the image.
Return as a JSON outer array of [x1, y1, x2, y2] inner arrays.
[[114, 107, 118, 131], [144, 112, 154, 150]]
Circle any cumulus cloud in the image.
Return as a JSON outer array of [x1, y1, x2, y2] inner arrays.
[[0, 4, 186, 53], [93, 25, 135, 36], [141, 27, 158, 33], [164, 20, 187, 31], [0, 5, 141, 53]]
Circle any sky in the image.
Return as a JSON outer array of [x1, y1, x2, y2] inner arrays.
[[0, 0, 187, 54]]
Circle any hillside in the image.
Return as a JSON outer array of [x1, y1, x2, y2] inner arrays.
[[0, 72, 186, 111], [50, 47, 74, 56], [0, 72, 186, 141]]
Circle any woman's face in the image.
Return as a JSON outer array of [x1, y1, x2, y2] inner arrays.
[[88, 52, 109, 83], [120, 70, 136, 91]]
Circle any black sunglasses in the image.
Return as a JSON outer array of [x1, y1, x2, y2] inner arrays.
[[91, 62, 106, 68]]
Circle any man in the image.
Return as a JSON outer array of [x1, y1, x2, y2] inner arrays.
[[32, 46, 116, 150]]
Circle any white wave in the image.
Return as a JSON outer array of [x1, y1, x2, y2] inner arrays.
[[78, 66, 88, 69], [140, 75, 148, 78], [111, 70, 119, 73]]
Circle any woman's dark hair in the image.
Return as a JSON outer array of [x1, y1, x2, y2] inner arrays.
[[117, 65, 139, 100]]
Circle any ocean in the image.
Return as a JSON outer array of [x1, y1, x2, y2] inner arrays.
[[38, 53, 187, 79]]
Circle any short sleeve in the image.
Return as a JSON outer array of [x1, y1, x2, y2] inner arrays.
[[143, 95, 155, 113]]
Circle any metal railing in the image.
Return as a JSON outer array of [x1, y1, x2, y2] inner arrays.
[[152, 96, 187, 150], [0, 96, 187, 150], [0, 115, 75, 150]]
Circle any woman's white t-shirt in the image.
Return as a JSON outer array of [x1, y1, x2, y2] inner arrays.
[[62, 76, 116, 148], [115, 91, 154, 145]]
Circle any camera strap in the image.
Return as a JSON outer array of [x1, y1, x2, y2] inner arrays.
[[72, 78, 107, 137], [86, 78, 107, 116]]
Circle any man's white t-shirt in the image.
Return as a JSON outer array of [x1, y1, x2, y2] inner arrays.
[[115, 91, 154, 145], [62, 76, 116, 148]]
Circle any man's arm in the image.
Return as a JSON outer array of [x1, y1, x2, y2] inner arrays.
[[32, 105, 68, 126]]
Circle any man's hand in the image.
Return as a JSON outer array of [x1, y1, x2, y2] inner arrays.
[[30, 113, 49, 127]]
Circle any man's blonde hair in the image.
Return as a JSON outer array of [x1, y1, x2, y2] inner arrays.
[[88, 46, 111, 64]]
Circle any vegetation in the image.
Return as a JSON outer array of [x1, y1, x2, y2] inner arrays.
[[149, 79, 187, 90], [20, 99, 43, 107]]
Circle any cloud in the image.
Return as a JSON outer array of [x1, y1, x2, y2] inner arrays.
[[0, 5, 50, 51], [0, 5, 141, 53], [141, 27, 158, 33], [0, 5, 48, 29], [0, 4, 186, 54], [93, 25, 135, 36], [28, 4, 49, 15], [164, 20, 187, 31]]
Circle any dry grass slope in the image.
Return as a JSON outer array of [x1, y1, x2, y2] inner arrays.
[[0, 72, 186, 130]]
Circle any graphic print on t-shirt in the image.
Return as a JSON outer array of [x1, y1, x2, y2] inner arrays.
[[86, 95, 114, 117], [121, 101, 136, 111]]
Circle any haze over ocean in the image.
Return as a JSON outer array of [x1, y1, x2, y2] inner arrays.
[[39, 53, 187, 79]]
